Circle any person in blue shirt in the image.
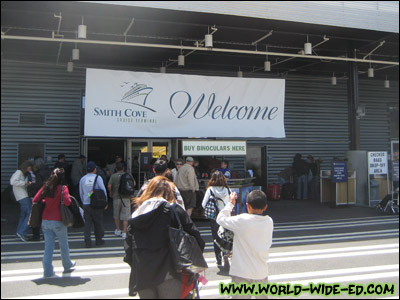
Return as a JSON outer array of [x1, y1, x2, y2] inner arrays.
[[218, 160, 231, 179], [79, 161, 108, 248]]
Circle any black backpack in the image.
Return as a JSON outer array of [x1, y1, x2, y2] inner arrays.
[[118, 173, 135, 196]]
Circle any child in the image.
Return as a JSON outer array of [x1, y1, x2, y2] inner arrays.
[[216, 190, 273, 299]]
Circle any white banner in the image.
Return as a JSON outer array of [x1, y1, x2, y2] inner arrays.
[[85, 68, 285, 138], [182, 140, 246, 156]]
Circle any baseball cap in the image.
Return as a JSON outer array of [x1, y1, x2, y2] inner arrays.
[[186, 157, 194, 162], [87, 161, 97, 172]]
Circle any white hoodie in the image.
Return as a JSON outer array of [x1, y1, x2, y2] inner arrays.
[[131, 197, 168, 218], [10, 170, 28, 201], [202, 186, 230, 211]]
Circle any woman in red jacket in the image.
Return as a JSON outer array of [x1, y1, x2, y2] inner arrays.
[[33, 168, 75, 278]]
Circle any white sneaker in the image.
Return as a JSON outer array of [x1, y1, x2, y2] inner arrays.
[[114, 229, 122, 236], [121, 232, 126, 238]]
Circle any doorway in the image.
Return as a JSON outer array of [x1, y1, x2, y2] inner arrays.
[[246, 145, 267, 192], [87, 139, 125, 169]]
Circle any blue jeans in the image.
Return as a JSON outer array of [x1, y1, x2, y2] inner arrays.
[[297, 175, 308, 200], [42, 220, 73, 277], [279, 177, 286, 186], [16, 197, 32, 236]]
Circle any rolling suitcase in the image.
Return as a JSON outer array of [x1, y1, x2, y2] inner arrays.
[[267, 184, 280, 201]]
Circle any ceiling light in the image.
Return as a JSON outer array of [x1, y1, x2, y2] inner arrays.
[[368, 60, 374, 78], [264, 61, 271, 72], [237, 68, 243, 77], [331, 73, 337, 85], [264, 46, 271, 71], [67, 61, 73, 72], [160, 66, 166, 73], [304, 35, 312, 55], [72, 48, 79, 60], [178, 54, 185, 66], [368, 67, 374, 78], [78, 17, 87, 39], [384, 76, 389, 88], [205, 34, 213, 48]]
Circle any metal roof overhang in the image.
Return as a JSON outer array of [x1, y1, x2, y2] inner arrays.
[[1, 1, 399, 80]]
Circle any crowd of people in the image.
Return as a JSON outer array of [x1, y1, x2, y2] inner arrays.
[[10, 153, 273, 299]]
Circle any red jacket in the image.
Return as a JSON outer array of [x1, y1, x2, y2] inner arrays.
[[33, 185, 71, 221]]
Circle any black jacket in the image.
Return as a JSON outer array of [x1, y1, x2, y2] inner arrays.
[[124, 202, 205, 294], [293, 159, 309, 177]]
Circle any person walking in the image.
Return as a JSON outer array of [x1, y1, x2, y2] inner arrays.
[[175, 157, 199, 217], [202, 171, 231, 269], [108, 162, 133, 239], [171, 158, 183, 182], [54, 154, 71, 185], [79, 161, 108, 248], [10, 160, 34, 242], [124, 176, 205, 299], [32, 168, 75, 278], [292, 153, 309, 200]]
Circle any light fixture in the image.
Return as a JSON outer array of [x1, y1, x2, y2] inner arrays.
[[160, 66, 166, 73], [331, 73, 337, 85], [384, 76, 390, 88], [368, 60, 374, 78], [178, 54, 185, 66], [78, 17, 87, 39], [205, 28, 213, 48], [67, 61, 73, 72], [237, 67, 243, 77], [264, 46, 271, 71], [72, 48, 79, 60], [304, 35, 312, 55]]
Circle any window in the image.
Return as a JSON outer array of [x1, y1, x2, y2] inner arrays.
[[19, 113, 45, 126]]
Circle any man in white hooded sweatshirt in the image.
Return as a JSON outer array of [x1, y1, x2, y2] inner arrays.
[[217, 190, 273, 299]]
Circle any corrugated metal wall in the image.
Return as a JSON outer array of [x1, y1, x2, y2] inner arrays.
[[1, 60, 85, 190], [359, 80, 399, 152], [1, 60, 398, 190], [249, 76, 350, 183]]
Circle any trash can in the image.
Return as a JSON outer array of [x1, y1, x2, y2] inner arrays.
[[370, 179, 380, 200]]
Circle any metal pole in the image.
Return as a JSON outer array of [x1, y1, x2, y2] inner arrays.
[[2, 35, 399, 66]]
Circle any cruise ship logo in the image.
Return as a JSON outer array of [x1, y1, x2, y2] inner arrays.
[[120, 82, 156, 112]]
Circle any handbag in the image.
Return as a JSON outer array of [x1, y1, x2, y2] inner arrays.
[[90, 175, 108, 209], [69, 195, 85, 228], [168, 204, 208, 274], [28, 199, 45, 228], [215, 225, 234, 255], [60, 185, 74, 227]]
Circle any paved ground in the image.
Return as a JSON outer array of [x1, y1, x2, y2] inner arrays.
[[1, 199, 399, 299]]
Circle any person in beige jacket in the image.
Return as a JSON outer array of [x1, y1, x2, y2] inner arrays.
[[10, 160, 34, 242], [175, 157, 199, 216]]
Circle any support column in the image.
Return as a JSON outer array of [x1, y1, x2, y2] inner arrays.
[[347, 59, 361, 150]]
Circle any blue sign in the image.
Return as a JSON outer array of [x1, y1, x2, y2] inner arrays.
[[332, 161, 348, 183], [393, 161, 399, 182]]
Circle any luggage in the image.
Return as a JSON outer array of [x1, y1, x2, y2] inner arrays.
[[267, 184, 280, 201], [281, 183, 296, 200]]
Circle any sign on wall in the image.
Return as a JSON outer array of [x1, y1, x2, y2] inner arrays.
[[368, 152, 388, 175], [84, 68, 285, 138], [182, 140, 246, 156]]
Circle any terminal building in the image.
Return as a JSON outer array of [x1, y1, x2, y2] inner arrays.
[[1, 1, 398, 205]]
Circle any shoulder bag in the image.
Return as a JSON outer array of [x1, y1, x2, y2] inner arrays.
[[168, 204, 208, 274], [90, 175, 108, 209], [60, 185, 74, 227], [28, 198, 45, 228]]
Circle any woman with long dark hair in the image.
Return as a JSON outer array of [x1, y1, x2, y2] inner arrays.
[[32, 168, 75, 278], [124, 176, 205, 299], [202, 171, 231, 269]]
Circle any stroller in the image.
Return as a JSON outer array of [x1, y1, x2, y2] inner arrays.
[[376, 190, 399, 214]]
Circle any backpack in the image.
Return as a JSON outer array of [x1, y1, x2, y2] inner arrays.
[[118, 173, 135, 196], [204, 190, 225, 220]]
